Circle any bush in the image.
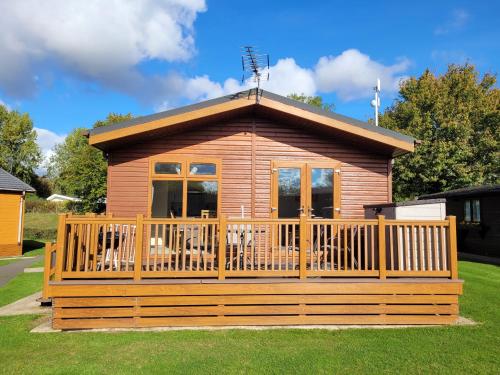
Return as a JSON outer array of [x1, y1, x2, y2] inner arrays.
[[23, 227, 57, 241], [25, 198, 67, 213]]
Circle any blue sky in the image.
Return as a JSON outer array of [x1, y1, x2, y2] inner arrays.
[[0, 0, 498, 163]]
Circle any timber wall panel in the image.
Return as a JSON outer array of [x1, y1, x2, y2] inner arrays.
[[107, 115, 390, 219], [51, 280, 462, 330], [0, 192, 22, 256]]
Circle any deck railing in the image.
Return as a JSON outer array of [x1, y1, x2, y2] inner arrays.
[[47, 213, 458, 282]]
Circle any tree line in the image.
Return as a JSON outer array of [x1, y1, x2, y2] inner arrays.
[[0, 63, 498, 212]]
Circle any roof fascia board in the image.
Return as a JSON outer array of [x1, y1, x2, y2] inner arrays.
[[258, 97, 414, 153], [88, 96, 255, 146]]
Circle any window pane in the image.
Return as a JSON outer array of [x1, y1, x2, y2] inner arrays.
[[464, 200, 471, 222], [311, 168, 334, 218], [472, 199, 481, 222], [278, 168, 301, 218], [151, 180, 183, 218], [189, 163, 216, 175], [187, 181, 218, 217], [154, 162, 181, 175]]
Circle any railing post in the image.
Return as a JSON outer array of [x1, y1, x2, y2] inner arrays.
[[218, 214, 227, 280], [134, 214, 144, 281], [42, 242, 52, 299], [299, 214, 307, 279], [54, 213, 67, 281], [447, 215, 458, 279], [377, 215, 386, 280]]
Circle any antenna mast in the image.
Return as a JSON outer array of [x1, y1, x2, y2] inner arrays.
[[370, 78, 381, 126], [241, 46, 269, 103]]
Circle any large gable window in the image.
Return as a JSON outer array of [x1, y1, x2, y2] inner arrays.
[[150, 158, 220, 218]]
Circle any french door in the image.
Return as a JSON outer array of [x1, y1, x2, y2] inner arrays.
[[271, 161, 341, 219]]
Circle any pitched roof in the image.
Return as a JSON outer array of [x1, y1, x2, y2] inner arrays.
[[419, 184, 500, 199], [0, 168, 35, 193], [88, 89, 416, 156]]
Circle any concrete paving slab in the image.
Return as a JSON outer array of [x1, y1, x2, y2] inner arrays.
[[31, 316, 477, 334], [0, 292, 51, 316], [24, 267, 44, 273]]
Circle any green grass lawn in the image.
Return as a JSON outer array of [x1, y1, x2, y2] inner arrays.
[[24, 212, 59, 231], [0, 261, 499, 374], [0, 272, 43, 307]]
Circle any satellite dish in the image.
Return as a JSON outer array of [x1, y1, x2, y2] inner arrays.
[[370, 97, 380, 108]]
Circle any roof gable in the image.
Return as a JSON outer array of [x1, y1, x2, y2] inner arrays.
[[88, 89, 415, 156]]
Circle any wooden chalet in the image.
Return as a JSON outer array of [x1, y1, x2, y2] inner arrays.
[[0, 168, 35, 256], [43, 89, 462, 330]]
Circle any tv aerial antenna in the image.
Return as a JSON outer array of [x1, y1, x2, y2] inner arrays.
[[370, 78, 381, 126], [241, 46, 269, 102]]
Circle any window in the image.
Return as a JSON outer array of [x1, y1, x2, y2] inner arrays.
[[189, 163, 216, 176], [154, 162, 182, 175], [464, 199, 481, 223], [187, 181, 218, 217], [151, 180, 182, 218], [150, 158, 220, 218]]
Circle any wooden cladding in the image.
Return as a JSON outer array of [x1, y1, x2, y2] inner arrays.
[[51, 214, 459, 281], [107, 116, 391, 219], [51, 279, 461, 329]]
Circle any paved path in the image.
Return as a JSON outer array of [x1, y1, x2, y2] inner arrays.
[[0, 256, 43, 287], [0, 291, 50, 316]]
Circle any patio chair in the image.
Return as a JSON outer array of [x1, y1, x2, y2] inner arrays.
[[224, 223, 252, 270], [185, 224, 214, 270]]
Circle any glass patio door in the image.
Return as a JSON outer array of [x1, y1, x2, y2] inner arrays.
[[306, 163, 341, 219], [271, 162, 307, 219], [272, 161, 341, 219]]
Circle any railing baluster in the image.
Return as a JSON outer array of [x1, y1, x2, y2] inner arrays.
[[218, 215, 227, 280], [299, 214, 307, 279], [448, 216, 458, 279], [377, 215, 386, 280], [134, 214, 143, 281]]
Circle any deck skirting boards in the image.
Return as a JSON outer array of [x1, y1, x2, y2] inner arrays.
[[51, 279, 463, 330]]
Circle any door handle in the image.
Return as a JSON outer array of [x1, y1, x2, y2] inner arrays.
[[271, 207, 277, 212], [297, 207, 304, 213]]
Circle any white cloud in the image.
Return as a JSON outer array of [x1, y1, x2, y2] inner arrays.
[[0, 1, 409, 108], [260, 58, 316, 96], [34, 127, 66, 175], [435, 9, 469, 35], [314, 49, 410, 100], [175, 50, 409, 106], [0, 0, 207, 99]]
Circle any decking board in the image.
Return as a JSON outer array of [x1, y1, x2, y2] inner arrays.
[[51, 278, 462, 329]]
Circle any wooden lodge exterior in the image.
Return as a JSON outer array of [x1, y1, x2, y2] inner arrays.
[[0, 168, 35, 256], [44, 90, 462, 330]]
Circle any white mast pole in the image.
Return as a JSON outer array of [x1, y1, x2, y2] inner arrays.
[[373, 78, 380, 126]]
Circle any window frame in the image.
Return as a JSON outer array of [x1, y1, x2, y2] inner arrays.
[[148, 157, 221, 218], [463, 198, 481, 224]]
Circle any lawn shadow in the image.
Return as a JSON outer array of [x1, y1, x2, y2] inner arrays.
[[22, 240, 46, 255]]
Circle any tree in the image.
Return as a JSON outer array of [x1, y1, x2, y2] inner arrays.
[[380, 64, 500, 201], [0, 104, 41, 183], [287, 93, 335, 112], [48, 113, 132, 212]]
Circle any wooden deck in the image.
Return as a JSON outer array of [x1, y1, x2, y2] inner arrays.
[[44, 214, 461, 329]]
